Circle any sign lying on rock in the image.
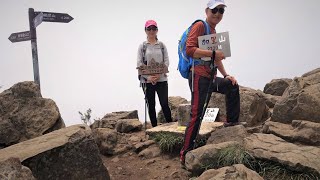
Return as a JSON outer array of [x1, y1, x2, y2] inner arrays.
[[203, 108, 219, 122]]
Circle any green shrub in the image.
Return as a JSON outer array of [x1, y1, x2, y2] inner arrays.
[[78, 108, 92, 126]]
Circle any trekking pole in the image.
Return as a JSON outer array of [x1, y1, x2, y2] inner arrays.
[[141, 82, 149, 137], [200, 65, 217, 121], [193, 51, 217, 148]]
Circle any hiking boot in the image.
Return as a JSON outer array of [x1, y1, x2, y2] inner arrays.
[[180, 161, 186, 170], [180, 155, 186, 169], [223, 121, 240, 127]]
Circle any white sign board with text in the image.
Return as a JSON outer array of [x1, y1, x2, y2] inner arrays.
[[198, 32, 231, 61], [203, 108, 219, 122]]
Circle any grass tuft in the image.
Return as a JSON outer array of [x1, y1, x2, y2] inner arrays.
[[151, 132, 206, 153], [151, 134, 320, 179], [201, 144, 320, 180], [151, 132, 184, 153]]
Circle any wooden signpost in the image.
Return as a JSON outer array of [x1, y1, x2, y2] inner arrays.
[[8, 31, 31, 42], [8, 8, 73, 90]]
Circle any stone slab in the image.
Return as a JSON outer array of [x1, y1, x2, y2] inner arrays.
[[146, 122, 223, 138]]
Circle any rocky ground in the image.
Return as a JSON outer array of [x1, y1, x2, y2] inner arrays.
[[1, 68, 320, 179], [101, 131, 191, 180]]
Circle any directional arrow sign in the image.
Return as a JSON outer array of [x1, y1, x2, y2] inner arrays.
[[34, 11, 73, 23], [34, 12, 43, 27], [8, 31, 30, 43]]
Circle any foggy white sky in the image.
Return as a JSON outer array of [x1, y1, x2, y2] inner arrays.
[[1, 0, 319, 126]]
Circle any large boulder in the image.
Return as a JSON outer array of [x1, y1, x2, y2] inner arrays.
[[134, 140, 155, 153], [301, 68, 320, 78], [138, 145, 161, 159], [0, 125, 110, 180], [177, 103, 191, 126], [257, 90, 281, 108], [0, 81, 65, 147], [93, 128, 119, 155], [197, 164, 263, 180], [263, 78, 292, 96], [263, 120, 320, 146], [91, 110, 138, 129], [93, 127, 146, 156], [0, 158, 35, 180], [146, 122, 223, 140], [244, 133, 320, 176], [115, 119, 143, 133], [185, 141, 239, 174], [208, 86, 270, 126], [207, 125, 249, 145], [271, 68, 320, 124], [158, 96, 188, 123]]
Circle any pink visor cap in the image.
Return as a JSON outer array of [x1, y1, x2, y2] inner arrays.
[[145, 20, 157, 28], [207, 0, 226, 9]]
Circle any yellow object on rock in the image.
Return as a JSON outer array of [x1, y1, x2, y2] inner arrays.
[[177, 126, 186, 131]]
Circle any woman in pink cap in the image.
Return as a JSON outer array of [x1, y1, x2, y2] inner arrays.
[[137, 20, 172, 127]]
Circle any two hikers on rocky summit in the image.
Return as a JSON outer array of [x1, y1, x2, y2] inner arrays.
[[136, 0, 241, 166]]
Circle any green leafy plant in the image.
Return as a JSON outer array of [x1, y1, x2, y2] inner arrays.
[[78, 108, 92, 126]]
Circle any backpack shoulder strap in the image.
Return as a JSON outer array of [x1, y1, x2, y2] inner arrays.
[[158, 41, 165, 62], [192, 19, 211, 35], [142, 41, 147, 65], [201, 20, 211, 35]]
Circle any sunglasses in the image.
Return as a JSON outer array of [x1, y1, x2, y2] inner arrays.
[[211, 7, 225, 14], [146, 27, 158, 31]]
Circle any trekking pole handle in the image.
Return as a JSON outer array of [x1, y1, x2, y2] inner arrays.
[[211, 50, 217, 76], [211, 50, 216, 61]]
